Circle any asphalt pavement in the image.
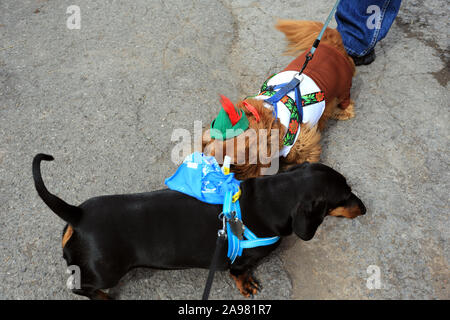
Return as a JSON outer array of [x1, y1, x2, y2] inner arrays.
[[0, 0, 448, 299]]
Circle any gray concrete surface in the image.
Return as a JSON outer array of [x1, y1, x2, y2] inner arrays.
[[0, 0, 448, 300]]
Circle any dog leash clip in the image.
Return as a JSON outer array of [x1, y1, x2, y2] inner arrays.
[[218, 213, 227, 238]]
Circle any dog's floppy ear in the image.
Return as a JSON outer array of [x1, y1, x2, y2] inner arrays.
[[292, 199, 327, 241]]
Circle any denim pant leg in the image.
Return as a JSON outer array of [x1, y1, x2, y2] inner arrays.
[[335, 0, 402, 57]]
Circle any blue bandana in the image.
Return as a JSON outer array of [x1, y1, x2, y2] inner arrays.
[[165, 152, 241, 205]]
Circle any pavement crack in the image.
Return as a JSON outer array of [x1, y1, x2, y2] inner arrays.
[[395, 13, 449, 87], [134, 93, 146, 135], [217, 0, 249, 98]]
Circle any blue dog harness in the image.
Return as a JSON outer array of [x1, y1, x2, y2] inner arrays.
[[221, 191, 279, 263], [165, 152, 279, 263], [265, 73, 305, 120]]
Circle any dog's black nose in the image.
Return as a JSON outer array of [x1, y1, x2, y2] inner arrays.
[[357, 198, 366, 215], [351, 192, 366, 216], [360, 203, 366, 215]]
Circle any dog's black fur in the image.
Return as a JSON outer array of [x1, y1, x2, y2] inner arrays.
[[33, 153, 365, 299]]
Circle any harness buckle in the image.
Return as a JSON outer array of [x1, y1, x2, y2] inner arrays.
[[232, 188, 241, 202], [229, 217, 245, 240]]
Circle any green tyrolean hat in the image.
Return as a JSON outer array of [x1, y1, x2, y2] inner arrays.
[[210, 95, 249, 140]]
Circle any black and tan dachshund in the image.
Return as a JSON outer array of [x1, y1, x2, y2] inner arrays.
[[32, 153, 366, 299]]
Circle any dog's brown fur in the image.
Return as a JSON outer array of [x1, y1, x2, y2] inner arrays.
[[203, 20, 356, 180], [230, 273, 260, 297], [62, 225, 73, 248], [329, 205, 363, 219]]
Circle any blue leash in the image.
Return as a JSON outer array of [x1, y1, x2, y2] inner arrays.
[[313, 0, 341, 55]]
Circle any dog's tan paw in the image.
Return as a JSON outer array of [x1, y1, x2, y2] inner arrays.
[[333, 100, 355, 120], [230, 273, 260, 298]]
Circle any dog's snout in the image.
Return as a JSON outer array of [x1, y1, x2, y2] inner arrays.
[[353, 194, 366, 215], [359, 202, 366, 215]]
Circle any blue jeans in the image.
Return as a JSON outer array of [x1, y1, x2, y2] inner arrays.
[[335, 0, 402, 57]]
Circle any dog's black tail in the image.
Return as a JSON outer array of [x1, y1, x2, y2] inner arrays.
[[33, 154, 81, 225]]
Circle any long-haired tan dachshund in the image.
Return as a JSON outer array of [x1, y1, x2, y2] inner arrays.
[[203, 20, 356, 180]]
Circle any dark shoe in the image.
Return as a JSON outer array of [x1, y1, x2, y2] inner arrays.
[[351, 50, 376, 66]]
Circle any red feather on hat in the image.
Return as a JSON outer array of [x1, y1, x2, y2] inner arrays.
[[220, 95, 241, 126]]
